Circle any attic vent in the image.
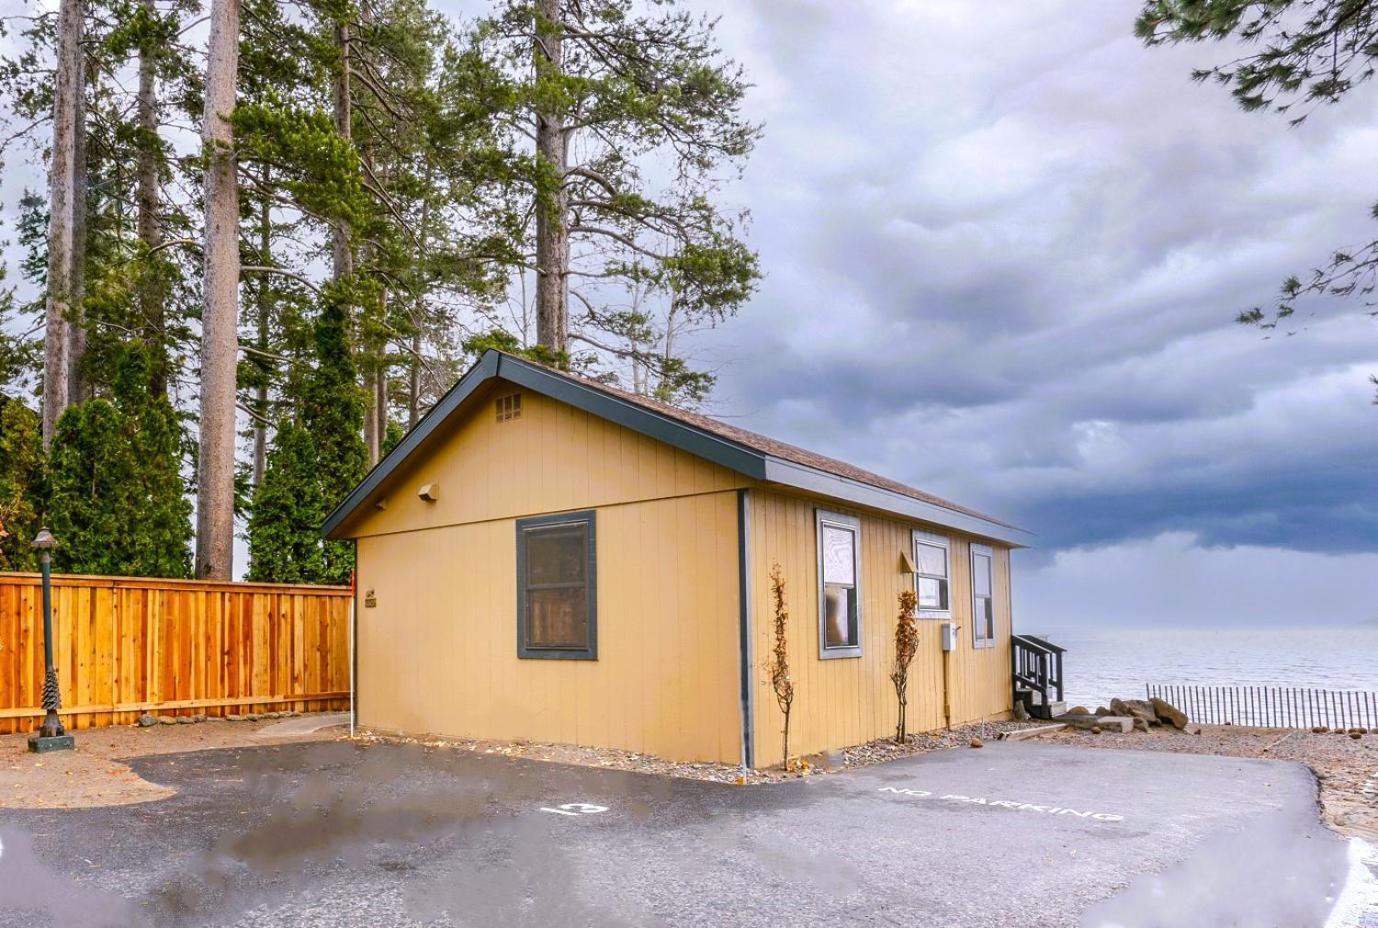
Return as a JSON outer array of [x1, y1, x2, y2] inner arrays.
[[496, 393, 522, 422]]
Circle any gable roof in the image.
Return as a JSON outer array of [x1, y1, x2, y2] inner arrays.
[[323, 350, 1032, 546]]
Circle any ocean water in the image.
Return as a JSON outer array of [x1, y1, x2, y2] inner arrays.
[[1032, 626, 1378, 710]]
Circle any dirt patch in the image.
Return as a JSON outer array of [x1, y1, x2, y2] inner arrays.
[[355, 719, 1047, 784], [0, 715, 347, 809], [840, 721, 1044, 768], [354, 729, 776, 783], [1043, 724, 1378, 839]]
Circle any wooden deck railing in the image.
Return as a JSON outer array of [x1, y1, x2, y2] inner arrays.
[[0, 572, 352, 734]]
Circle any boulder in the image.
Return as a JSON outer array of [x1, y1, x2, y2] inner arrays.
[[1068, 706, 1090, 716], [1057, 713, 1134, 733], [1149, 697, 1189, 730], [1132, 718, 1150, 733], [136, 713, 157, 728], [191, 714, 208, 723], [225, 714, 244, 721], [157, 716, 176, 725], [1094, 706, 1112, 717], [969, 738, 984, 749], [175, 716, 193, 724], [1111, 698, 1160, 726]]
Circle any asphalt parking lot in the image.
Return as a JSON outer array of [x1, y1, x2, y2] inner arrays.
[[0, 739, 1359, 927]]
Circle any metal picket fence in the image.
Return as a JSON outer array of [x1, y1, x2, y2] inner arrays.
[[1145, 683, 1377, 730]]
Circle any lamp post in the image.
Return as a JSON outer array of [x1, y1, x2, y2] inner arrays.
[[29, 527, 73, 753]]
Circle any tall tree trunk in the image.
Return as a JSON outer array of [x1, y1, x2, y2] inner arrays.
[[332, 22, 353, 285], [408, 173, 431, 431], [41, 0, 83, 446], [195, 0, 242, 580], [407, 327, 420, 430], [251, 169, 271, 488], [533, 0, 568, 355], [363, 291, 388, 465], [362, 366, 378, 463], [374, 350, 387, 457], [136, 0, 167, 396], [67, 56, 88, 405]]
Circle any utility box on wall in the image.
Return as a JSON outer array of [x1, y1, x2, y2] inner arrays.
[[940, 621, 958, 652]]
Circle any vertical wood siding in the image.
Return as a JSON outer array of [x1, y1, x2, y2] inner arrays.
[[747, 489, 1012, 768], [0, 573, 350, 733], [356, 489, 743, 763]]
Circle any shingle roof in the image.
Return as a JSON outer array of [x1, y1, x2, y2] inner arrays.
[[323, 350, 1029, 545], [543, 362, 1017, 531]]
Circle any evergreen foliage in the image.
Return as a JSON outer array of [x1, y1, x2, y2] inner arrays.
[[1, 0, 760, 580], [474, 0, 761, 403], [1139, 0, 1378, 388], [0, 397, 44, 571], [248, 299, 368, 584], [45, 347, 192, 577]]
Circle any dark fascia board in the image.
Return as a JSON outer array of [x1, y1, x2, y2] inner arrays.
[[321, 351, 500, 538], [761, 458, 1033, 548], [322, 350, 1031, 547], [321, 351, 768, 538], [495, 359, 770, 479]]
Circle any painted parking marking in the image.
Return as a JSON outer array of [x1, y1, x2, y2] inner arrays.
[[877, 786, 1124, 822], [540, 802, 608, 817]]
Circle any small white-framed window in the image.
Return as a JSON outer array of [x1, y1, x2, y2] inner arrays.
[[913, 530, 951, 618], [971, 543, 996, 649], [816, 509, 861, 658]]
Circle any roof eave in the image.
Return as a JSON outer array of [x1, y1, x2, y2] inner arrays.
[[759, 457, 1033, 548], [320, 350, 501, 539], [322, 350, 1032, 548]]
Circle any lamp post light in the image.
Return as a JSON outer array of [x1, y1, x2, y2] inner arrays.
[[28, 527, 73, 753]]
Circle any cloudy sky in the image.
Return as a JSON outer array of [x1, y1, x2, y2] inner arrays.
[[5, 0, 1376, 628], [625, 0, 1378, 628]]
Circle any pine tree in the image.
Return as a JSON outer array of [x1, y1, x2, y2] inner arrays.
[[474, 0, 761, 402], [1138, 0, 1378, 377], [45, 347, 192, 577], [0, 397, 44, 572], [113, 348, 193, 577], [247, 298, 367, 584], [47, 398, 129, 575]]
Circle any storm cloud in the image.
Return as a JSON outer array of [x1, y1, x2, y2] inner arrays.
[[645, 0, 1378, 625], [6, 0, 1373, 625]]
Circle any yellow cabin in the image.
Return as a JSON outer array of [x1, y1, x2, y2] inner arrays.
[[324, 350, 1035, 768]]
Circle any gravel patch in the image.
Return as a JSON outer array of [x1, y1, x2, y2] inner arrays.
[[1043, 723, 1378, 839], [356, 719, 1051, 785], [840, 720, 1047, 768]]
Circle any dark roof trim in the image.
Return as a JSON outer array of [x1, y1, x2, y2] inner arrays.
[[763, 458, 1032, 545], [322, 351, 1031, 546], [321, 350, 499, 538]]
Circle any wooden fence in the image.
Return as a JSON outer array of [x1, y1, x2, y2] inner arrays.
[[1146, 683, 1378, 731], [0, 572, 352, 734]]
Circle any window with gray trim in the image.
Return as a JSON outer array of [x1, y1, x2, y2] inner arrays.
[[817, 509, 861, 658], [971, 543, 996, 649], [517, 511, 597, 659], [913, 530, 951, 618]]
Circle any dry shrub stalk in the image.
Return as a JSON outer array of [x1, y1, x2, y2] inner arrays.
[[892, 589, 919, 743], [767, 563, 795, 768]]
